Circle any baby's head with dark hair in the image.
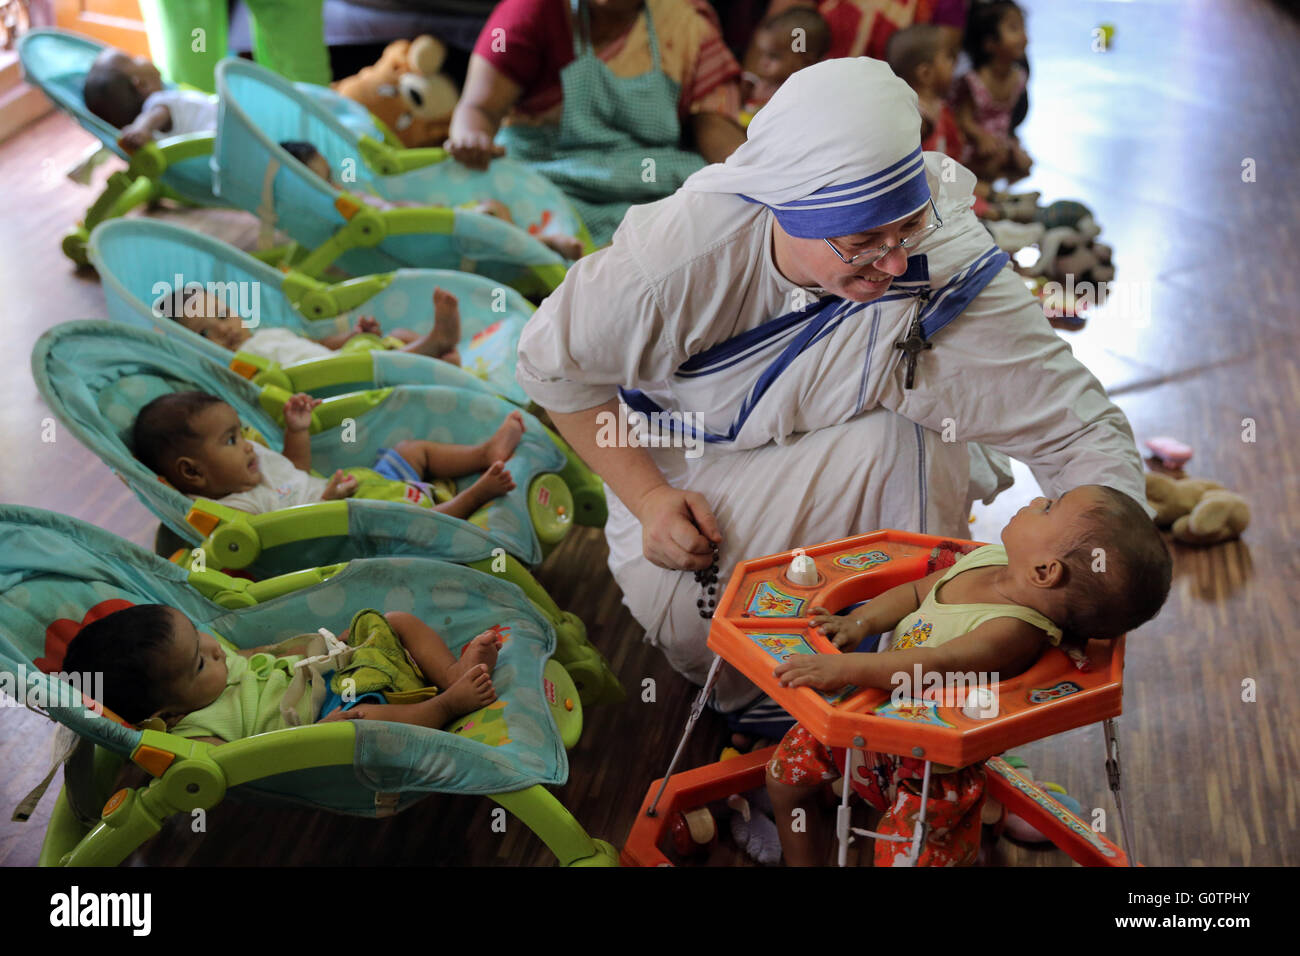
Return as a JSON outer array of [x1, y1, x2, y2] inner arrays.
[[280, 140, 332, 184], [1004, 485, 1171, 643], [61, 604, 181, 724], [964, 0, 1026, 69], [886, 24, 947, 87], [132, 391, 260, 497], [759, 7, 831, 61], [1057, 486, 1172, 641], [83, 49, 162, 128], [750, 6, 831, 92], [63, 603, 231, 726]]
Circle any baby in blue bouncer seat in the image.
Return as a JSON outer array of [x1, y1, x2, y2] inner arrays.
[[63, 603, 503, 743], [132, 390, 523, 519], [158, 286, 463, 368], [83, 48, 216, 154], [280, 140, 586, 261]]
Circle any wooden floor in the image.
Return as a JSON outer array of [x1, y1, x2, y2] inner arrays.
[[1, 0, 1297, 867]]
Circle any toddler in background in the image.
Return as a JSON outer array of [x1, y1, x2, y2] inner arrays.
[[886, 24, 962, 161], [766, 485, 1171, 866], [740, 7, 831, 124], [83, 48, 216, 153], [280, 141, 585, 261], [954, 0, 1032, 185], [132, 390, 523, 520], [63, 603, 501, 741], [157, 285, 462, 367]]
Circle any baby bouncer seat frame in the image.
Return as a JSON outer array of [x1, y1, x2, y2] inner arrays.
[[17, 28, 386, 268], [0, 505, 619, 867], [624, 530, 1140, 867]]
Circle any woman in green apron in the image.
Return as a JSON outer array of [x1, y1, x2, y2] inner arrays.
[[449, 0, 746, 245]]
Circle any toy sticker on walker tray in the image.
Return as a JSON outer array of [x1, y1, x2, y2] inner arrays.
[[745, 581, 806, 617], [831, 549, 891, 571], [748, 633, 855, 704]]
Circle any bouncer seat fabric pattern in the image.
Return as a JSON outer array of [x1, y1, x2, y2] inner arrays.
[[31, 322, 569, 570], [90, 218, 537, 406], [0, 505, 618, 866], [213, 59, 576, 295]]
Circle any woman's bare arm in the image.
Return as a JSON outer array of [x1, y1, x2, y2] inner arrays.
[[446, 54, 523, 169]]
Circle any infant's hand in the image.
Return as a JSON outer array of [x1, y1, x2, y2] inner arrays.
[[809, 606, 868, 651], [323, 470, 359, 500], [117, 126, 150, 154], [282, 392, 322, 432], [354, 315, 382, 336], [774, 654, 848, 691]]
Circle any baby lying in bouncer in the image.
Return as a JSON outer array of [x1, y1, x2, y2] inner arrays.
[[83, 47, 216, 154], [765, 484, 1171, 867], [63, 603, 502, 743], [279, 140, 585, 261], [132, 390, 523, 520], [157, 286, 462, 367]]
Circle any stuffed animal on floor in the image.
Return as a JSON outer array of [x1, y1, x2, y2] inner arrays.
[[1033, 199, 1101, 239], [1145, 472, 1251, 545], [333, 35, 459, 148], [1021, 226, 1115, 286], [720, 746, 782, 864]]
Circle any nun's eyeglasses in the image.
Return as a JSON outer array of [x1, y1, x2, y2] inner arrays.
[[824, 199, 943, 266]]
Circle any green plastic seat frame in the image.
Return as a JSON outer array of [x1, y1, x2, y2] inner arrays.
[[0, 505, 619, 867]]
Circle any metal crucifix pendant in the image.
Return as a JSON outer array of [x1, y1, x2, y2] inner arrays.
[[895, 316, 932, 389]]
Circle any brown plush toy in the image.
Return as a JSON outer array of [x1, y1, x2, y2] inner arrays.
[[1145, 473, 1250, 545], [333, 36, 459, 148]]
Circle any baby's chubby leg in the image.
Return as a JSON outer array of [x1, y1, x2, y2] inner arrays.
[[390, 411, 525, 479], [320, 665, 496, 728], [381, 611, 499, 688]]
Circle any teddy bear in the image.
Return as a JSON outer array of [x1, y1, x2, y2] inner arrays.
[[333, 35, 459, 148], [1145, 472, 1251, 545]]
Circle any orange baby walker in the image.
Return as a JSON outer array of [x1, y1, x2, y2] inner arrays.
[[623, 530, 1139, 867]]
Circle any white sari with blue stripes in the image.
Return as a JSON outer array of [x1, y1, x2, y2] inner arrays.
[[517, 156, 1146, 710]]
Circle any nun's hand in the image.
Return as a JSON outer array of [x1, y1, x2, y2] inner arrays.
[[637, 485, 722, 571]]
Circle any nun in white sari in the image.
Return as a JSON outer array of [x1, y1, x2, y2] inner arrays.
[[516, 58, 1146, 715]]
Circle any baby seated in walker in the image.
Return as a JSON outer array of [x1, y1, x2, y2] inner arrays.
[[279, 140, 585, 261], [132, 390, 523, 520], [157, 286, 463, 368], [83, 48, 216, 154], [62, 604, 501, 743], [766, 485, 1171, 866]]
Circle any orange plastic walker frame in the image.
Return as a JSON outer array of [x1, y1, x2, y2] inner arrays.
[[621, 529, 1133, 867]]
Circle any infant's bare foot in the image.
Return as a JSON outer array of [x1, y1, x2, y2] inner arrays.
[[483, 411, 525, 463], [542, 234, 585, 260], [411, 288, 462, 358], [448, 630, 500, 681], [438, 346, 461, 366], [471, 460, 516, 502], [440, 664, 497, 718]]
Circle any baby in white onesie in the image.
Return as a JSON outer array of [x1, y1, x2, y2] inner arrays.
[[156, 287, 462, 367], [83, 48, 216, 153]]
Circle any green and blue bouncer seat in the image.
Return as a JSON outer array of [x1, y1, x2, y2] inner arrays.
[[31, 321, 620, 705], [17, 28, 383, 268], [213, 58, 588, 298], [91, 218, 546, 409], [0, 505, 619, 866]]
